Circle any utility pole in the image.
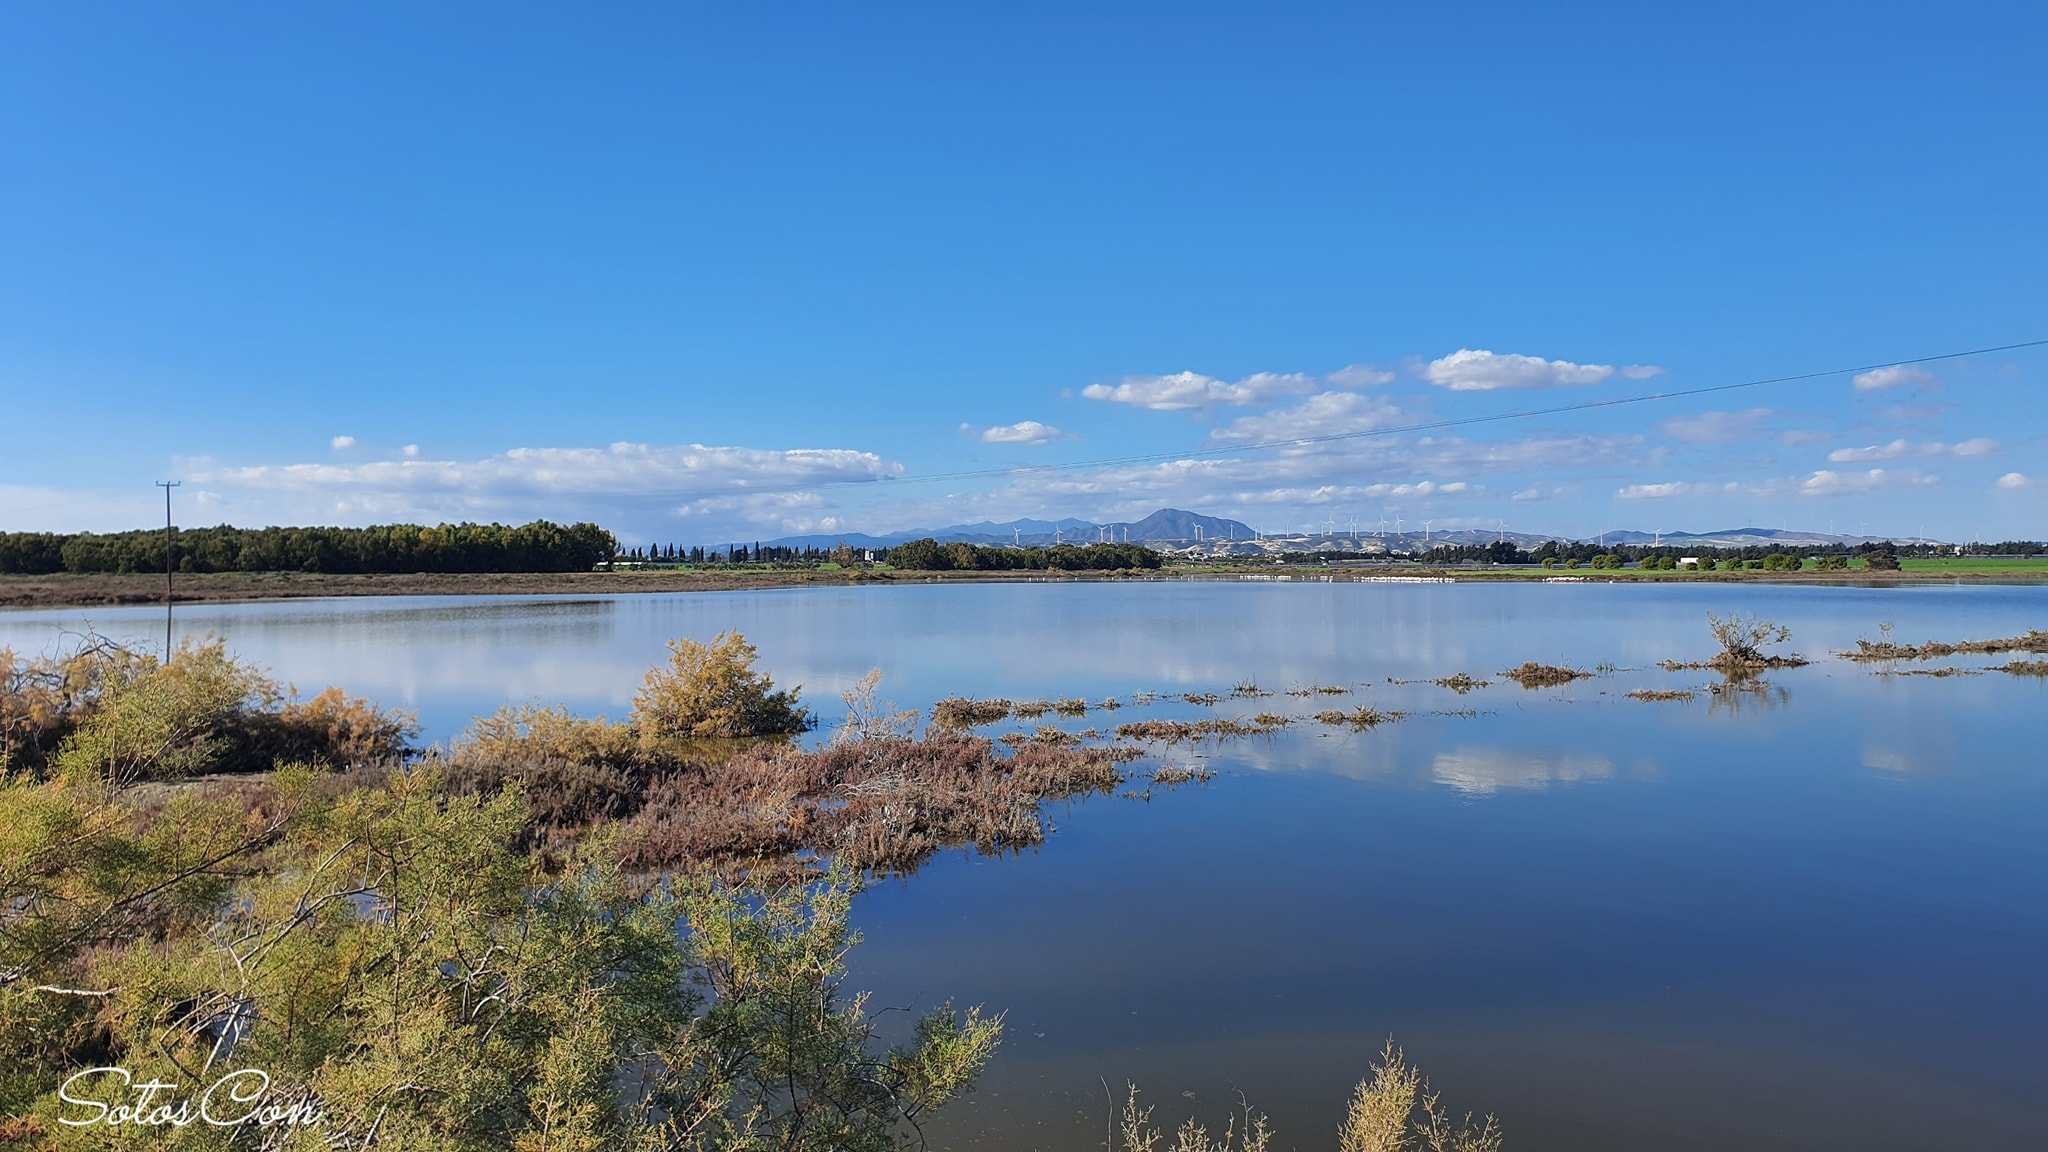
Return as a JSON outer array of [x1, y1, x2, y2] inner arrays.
[[156, 481, 181, 661]]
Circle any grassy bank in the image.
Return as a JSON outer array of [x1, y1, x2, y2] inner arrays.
[[9, 561, 2045, 609]]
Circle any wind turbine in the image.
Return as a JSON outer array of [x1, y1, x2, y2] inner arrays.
[[1423, 519, 1433, 547], [1498, 520, 1507, 545]]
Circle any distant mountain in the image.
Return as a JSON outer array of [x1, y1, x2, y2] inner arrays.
[[731, 516, 1933, 553], [1591, 527, 1925, 548], [746, 508, 1257, 551]]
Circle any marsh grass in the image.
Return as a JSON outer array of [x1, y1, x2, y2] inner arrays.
[[1113, 1041, 1503, 1152], [1995, 659, 2048, 676], [1054, 697, 1091, 717], [1229, 679, 1271, 699], [1181, 692, 1223, 707], [1434, 674, 1489, 694], [1499, 662, 1591, 689], [1013, 699, 1056, 719], [1627, 689, 1696, 702], [1113, 1083, 1271, 1152], [1313, 707, 1407, 730], [1149, 763, 1216, 786], [1891, 667, 1982, 678]]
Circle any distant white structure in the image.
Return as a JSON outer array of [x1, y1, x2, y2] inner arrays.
[[1677, 557, 1701, 569]]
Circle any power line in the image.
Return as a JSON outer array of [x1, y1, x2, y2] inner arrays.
[[665, 336, 2048, 502], [156, 481, 180, 661]]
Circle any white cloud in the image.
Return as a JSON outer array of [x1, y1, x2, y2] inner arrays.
[[1325, 364, 1397, 388], [1827, 438, 2000, 463], [1080, 364, 1391, 412], [972, 420, 1069, 446], [1657, 408, 1775, 444], [1211, 392, 1403, 442], [1621, 365, 1666, 380], [1827, 439, 1913, 463], [1614, 482, 1710, 499], [330, 435, 357, 450], [1081, 370, 1315, 411], [1852, 365, 1939, 393], [402, 444, 421, 458], [1797, 468, 1939, 497], [1996, 472, 2038, 490], [1422, 349, 1618, 391]]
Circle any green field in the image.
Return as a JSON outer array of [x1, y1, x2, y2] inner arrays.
[[1896, 557, 2048, 574]]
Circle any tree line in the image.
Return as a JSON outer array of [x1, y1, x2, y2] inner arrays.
[[0, 520, 616, 575], [885, 538, 1164, 571]]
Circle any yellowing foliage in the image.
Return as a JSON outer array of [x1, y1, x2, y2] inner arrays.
[[632, 632, 812, 741]]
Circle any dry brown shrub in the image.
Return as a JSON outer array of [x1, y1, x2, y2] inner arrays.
[[614, 731, 1125, 875], [1013, 699, 1055, 719], [1435, 674, 1490, 694], [1181, 692, 1222, 706], [1995, 659, 2048, 676], [268, 686, 417, 766]]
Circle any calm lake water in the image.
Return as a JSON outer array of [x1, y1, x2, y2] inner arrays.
[[5, 581, 2045, 1151]]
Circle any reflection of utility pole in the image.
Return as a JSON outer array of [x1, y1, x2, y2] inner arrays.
[[156, 481, 181, 661]]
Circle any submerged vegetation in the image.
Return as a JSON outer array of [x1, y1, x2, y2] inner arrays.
[[1499, 662, 1591, 689], [1841, 628, 2048, 663], [1313, 707, 1408, 730], [930, 696, 1015, 728]]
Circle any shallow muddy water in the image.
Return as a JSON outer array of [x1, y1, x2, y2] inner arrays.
[[5, 581, 2045, 1150]]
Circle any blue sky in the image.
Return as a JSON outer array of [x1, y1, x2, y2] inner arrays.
[[3, 2, 2044, 543]]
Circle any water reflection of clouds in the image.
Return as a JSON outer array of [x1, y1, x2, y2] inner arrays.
[[1430, 748, 1616, 794], [1200, 721, 1636, 796]]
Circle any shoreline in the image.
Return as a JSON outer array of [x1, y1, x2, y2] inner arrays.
[[4, 564, 2042, 609]]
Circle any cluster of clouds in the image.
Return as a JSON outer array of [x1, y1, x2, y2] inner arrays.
[[1420, 350, 1661, 392], [167, 442, 903, 532], [1616, 467, 1944, 500], [29, 352, 2025, 543], [1825, 438, 1998, 463]]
